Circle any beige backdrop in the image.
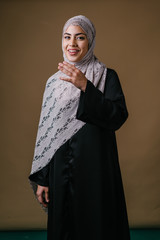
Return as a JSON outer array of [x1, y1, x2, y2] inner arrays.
[[1, 0, 160, 230]]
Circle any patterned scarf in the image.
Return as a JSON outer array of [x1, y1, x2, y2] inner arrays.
[[30, 15, 107, 176]]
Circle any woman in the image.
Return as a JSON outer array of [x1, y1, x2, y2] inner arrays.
[[29, 15, 130, 240]]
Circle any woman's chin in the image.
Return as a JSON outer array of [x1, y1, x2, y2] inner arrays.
[[66, 53, 83, 63], [67, 56, 79, 62]]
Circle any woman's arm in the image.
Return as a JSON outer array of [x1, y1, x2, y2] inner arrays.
[[29, 164, 50, 207], [29, 164, 49, 186], [58, 62, 128, 131], [76, 69, 128, 130]]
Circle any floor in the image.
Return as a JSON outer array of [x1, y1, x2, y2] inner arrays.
[[0, 229, 160, 240]]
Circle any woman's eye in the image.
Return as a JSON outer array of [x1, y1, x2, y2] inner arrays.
[[77, 36, 85, 40], [64, 35, 86, 40], [64, 36, 70, 40]]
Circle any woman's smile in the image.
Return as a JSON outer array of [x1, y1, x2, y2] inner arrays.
[[68, 48, 80, 55], [63, 25, 88, 62]]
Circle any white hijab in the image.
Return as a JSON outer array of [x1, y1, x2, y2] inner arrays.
[[30, 15, 107, 176]]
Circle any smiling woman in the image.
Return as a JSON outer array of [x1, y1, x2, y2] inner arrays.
[[63, 25, 88, 62], [29, 15, 130, 240]]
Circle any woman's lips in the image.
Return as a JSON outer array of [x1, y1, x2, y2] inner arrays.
[[68, 49, 79, 55]]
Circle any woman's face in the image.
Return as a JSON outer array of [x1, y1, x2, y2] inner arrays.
[[63, 25, 89, 62]]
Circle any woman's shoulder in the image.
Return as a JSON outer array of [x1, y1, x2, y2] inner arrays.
[[45, 71, 60, 88], [105, 68, 120, 86], [47, 71, 60, 82], [106, 68, 119, 79], [104, 68, 123, 96]]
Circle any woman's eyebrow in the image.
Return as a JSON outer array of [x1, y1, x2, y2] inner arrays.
[[64, 32, 86, 36]]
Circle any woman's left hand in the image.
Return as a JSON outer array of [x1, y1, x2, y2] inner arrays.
[[58, 61, 87, 92]]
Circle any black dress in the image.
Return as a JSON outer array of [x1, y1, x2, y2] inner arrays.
[[29, 68, 130, 240]]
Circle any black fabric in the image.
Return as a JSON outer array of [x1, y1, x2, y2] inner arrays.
[[29, 164, 49, 187], [29, 68, 130, 240]]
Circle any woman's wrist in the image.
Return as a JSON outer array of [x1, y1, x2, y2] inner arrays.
[[81, 79, 87, 92]]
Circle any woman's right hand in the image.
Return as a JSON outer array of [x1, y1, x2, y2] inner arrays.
[[36, 185, 49, 208]]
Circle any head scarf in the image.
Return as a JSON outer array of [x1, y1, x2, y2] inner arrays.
[[29, 15, 107, 192], [62, 15, 107, 92]]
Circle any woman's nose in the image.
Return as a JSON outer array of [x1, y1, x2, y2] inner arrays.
[[69, 37, 77, 46]]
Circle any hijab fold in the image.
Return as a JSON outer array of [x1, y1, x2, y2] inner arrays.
[[30, 15, 107, 179]]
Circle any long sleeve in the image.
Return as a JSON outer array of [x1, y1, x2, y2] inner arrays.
[[29, 163, 49, 187], [76, 68, 128, 130]]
